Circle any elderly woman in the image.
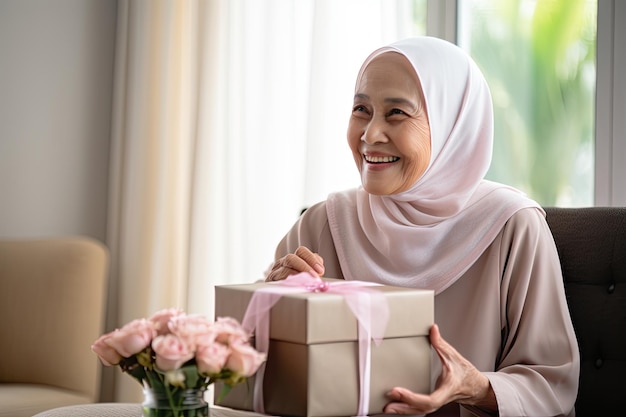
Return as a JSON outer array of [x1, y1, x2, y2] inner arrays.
[[265, 37, 579, 416]]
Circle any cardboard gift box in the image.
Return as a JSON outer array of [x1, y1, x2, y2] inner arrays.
[[214, 277, 433, 417]]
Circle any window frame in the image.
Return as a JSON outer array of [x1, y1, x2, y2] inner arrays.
[[596, 0, 626, 206]]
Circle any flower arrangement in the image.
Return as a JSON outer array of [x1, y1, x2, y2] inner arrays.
[[92, 308, 266, 417]]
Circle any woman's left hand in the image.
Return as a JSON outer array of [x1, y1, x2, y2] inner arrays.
[[383, 324, 497, 415]]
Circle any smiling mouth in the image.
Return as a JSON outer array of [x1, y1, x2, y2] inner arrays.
[[364, 155, 400, 163]]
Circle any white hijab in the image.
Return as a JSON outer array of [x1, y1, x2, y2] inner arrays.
[[326, 37, 542, 294]]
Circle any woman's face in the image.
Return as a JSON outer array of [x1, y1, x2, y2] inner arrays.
[[348, 52, 431, 195]]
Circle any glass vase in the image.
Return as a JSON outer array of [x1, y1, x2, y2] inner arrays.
[[142, 386, 209, 417]]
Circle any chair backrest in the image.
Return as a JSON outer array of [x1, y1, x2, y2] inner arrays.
[[544, 207, 626, 416], [0, 236, 109, 402]]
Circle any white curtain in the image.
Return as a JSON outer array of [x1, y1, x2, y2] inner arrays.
[[104, 0, 420, 402]]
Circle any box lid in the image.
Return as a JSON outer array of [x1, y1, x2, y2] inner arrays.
[[215, 278, 433, 344]]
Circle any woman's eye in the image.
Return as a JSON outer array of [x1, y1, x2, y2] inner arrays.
[[387, 108, 406, 116], [352, 105, 371, 116]]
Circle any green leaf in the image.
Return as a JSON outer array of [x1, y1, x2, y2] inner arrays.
[[181, 365, 201, 388]]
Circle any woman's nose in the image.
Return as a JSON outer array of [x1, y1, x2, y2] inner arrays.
[[361, 117, 388, 144]]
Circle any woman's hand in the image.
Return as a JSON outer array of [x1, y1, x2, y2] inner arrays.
[[265, 246, 325, 282], [384, 324, 497, 415]]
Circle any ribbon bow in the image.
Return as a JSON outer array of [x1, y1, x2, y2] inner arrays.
[[241, 272, 390, 416]]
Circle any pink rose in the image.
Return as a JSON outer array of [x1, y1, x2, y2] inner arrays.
[[152, 334, 194, 371], [196, 341, 231, 375], [169, 314, 214, 349], [105, 318, 156, 358], [91, 333, 122, 366], [149, 308, 184, 336], [212, 316, 250, 345], [226, 340, 266, 377]]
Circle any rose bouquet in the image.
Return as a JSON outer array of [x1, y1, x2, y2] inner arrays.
[[92, 308, 266, 417]]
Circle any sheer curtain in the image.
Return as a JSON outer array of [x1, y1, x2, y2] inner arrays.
[[106, 0, 204, 402], [104, 0, 419, 402]]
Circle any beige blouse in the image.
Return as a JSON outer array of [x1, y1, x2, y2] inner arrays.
[[275, 203, 579, 417]]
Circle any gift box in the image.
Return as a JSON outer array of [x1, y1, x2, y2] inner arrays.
[[214, 277, 433, 417]]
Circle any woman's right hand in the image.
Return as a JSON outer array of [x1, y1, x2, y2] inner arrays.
[[265, 246, 325, 282]]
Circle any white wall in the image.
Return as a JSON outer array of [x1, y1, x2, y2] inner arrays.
[[0, 0, 117, 241]]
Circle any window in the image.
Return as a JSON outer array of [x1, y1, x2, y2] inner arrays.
[[457, 0, 598, 206]]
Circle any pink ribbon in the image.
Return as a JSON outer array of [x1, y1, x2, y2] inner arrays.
[[241, 273, 390, 416]]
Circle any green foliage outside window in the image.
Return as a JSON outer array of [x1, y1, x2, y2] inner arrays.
[[464, 0, 597, 206]]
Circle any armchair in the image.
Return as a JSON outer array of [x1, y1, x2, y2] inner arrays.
[[544, 207, 626, 416], [0, 236, 109, 417]]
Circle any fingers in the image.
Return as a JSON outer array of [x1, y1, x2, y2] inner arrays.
[[265, 246, 325, 282], [429, 324, 454, 363], [384, 387, 440, 415], [427, 324, 495, 407], [294, 246, 325, 274], [429, 324, 448, 351], [383, 325, 487, 414]]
